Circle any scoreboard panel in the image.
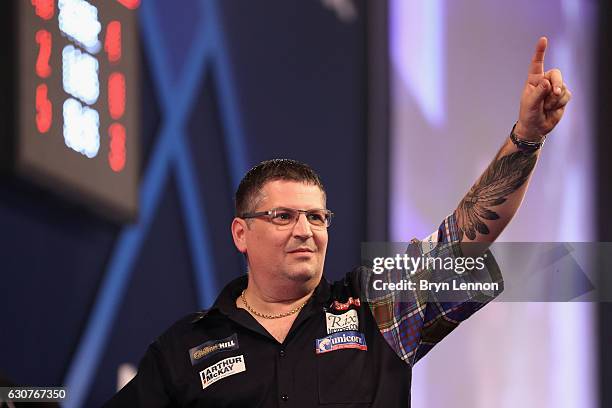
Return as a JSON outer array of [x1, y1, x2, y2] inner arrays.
[[14, 0, 140, 222]]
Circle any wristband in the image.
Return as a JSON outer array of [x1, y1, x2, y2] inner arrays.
[[510, 123, 546, 152]]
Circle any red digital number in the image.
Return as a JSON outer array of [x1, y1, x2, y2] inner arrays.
[[31, 0, 54, 20], [35, 30, 52, 78], [116, 0, 141, 10], [104, 21, 122, 64], [108, 72, 126, 120], [108, 123, 126, 172], [35, 84, 52, 133]]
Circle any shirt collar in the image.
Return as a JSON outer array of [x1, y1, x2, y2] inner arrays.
[[192, 274, 332, 324]]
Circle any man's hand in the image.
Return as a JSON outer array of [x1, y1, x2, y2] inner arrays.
[[516, 37, 572, 141]]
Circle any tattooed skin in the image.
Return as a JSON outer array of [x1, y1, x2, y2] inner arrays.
[[456, 150, 537, 240]]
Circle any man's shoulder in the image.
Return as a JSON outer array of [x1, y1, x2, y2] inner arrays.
[[154, 311, 211, 346], [327, 266, 372, 302]]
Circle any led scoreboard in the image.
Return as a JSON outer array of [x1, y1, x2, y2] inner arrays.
[[9, 0, 140, 222]]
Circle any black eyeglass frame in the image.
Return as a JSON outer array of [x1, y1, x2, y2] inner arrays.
[[240, 207, 334, 228]]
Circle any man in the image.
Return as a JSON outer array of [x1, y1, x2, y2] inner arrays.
[[105, 37, 570, 407]]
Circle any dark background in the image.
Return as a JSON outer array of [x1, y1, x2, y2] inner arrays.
[[597, 1, 612, 408]]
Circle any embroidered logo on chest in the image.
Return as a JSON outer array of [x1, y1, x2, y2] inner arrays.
[[325, 309, 359, 334], [331, 296, 361, 311], [189, 334, 239, 365], [315, 331, 367, 354], [199, 355, 246, 390]]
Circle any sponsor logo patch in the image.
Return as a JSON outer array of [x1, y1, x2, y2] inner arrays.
[[199, 355, 246, 390], [315, 330, 367, 354], [189, 334, 239, 365], [325, 309, 359, 334], [331, 297, 361, 311]]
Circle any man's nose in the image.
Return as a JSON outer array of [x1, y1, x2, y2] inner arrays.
[[292, 213, 313, 238]]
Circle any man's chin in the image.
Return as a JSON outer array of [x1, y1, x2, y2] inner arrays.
[[283, 267, 320, 283]]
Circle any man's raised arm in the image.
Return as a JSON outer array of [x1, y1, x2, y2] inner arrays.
[[454, 37, 571, 249]]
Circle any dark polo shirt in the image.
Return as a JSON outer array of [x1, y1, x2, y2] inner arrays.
[[104, 270, 413, 407]]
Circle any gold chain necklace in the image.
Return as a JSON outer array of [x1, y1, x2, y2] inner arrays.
[[240, 289, 310, 319]]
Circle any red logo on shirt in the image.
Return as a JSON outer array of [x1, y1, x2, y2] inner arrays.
[[331, 297, 361, 311]]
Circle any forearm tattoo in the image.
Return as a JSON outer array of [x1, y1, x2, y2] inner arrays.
[[456, 150, 537, 240]]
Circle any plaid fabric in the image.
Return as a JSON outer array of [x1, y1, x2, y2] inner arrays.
[[367, 212, 504, 366]]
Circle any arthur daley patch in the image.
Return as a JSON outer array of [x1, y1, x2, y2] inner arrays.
[[315, 331, 367, 354], [189, 334, 239, 365], [199, 355, 246, 390], [325, 309, 359, 334]]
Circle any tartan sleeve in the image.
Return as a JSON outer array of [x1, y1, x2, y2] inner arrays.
[[368, 212, 504, 367]]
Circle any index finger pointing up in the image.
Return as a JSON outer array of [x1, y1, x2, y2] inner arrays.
[[529, 36, 548, 75]]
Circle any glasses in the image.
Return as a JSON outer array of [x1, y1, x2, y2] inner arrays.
[[240, 207, 334, 228]]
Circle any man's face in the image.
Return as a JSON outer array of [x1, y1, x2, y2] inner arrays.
[[233, 180, 329, 286]]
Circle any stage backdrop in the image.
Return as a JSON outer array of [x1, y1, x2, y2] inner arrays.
[[389, 0, 597, 407]]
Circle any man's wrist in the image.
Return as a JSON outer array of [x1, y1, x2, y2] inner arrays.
[[510, 122, 546, 152], [514, 121, 546, 142]]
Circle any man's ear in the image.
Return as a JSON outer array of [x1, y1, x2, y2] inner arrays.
[[231, 217, 248, 253]]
